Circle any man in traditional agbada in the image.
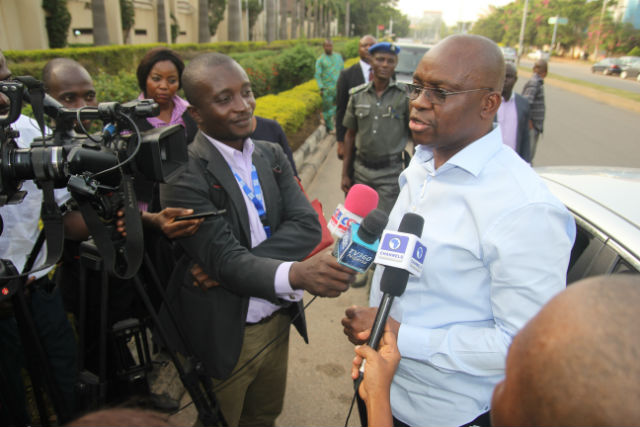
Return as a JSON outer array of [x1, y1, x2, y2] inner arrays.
[[315, 38, 344, 133]]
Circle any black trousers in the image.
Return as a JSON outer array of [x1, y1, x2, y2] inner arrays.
[[393, 411, 491, 427]]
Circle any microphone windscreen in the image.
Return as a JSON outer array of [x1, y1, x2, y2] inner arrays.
[[344, 184, 379, 218], [379, 212, 425, 296], [358, 209, 389, 244]]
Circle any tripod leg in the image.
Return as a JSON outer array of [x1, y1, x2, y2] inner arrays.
[[131, 274, 226, 426], [12, 281, 71, 425], [98, 268, 109, 405]]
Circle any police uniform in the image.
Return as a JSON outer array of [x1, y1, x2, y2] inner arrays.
[[342, 42, 409, 214]]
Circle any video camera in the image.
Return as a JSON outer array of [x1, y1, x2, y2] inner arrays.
[[0, 76, 188, 279]]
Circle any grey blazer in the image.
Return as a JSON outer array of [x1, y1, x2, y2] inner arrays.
[[158, 132, 321, 379], [514, 93, 532, 162]]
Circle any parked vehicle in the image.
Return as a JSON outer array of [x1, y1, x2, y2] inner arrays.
[[620, 59, 640, 81], [395, 43, 432, 83], [527, 50, 550, 61], [537, 166, 640, 283], [591, 58, 623, 76], [501, 46, 517, 63]]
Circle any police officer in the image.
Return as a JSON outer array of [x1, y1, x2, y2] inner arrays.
[[341, 42, 409, 214]]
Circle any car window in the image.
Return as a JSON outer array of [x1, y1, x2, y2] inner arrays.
[[396, 47, 430, 77], [567, 216, 606, 284]]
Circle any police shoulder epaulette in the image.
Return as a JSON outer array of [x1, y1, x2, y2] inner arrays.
[[349, 82, 369, 95]]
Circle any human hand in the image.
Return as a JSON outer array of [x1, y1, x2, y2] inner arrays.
[[145, 208, 204, 239], [342, 305, 378, 345], [336, 141, 345, 160], [341, 174, 353, 195], [190, 263, 219, 289], [115, 209, 126, 237], [351, 329, 400, 427], [289, 248, 355, 297]]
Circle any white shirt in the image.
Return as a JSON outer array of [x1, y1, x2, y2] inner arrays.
[[360, 59, 372, 82], [0, 115, 70, 278], [369, 126, 576, 426], [205, 135, 301, 323]]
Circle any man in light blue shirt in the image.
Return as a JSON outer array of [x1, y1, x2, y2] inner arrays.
[[342, 35, 575, 427]]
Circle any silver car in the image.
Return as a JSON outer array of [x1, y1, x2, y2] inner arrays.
[[395, 43, 431, 84], [537, 166, 640, 283]]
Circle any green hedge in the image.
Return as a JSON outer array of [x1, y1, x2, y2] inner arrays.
[[5, 38, 351, 76], [254, 79, 322, 135]]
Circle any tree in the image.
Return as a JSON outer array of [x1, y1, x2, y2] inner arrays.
[[266, 0, 276, 42], [206, 0, 227, 38], [246, 0, 264, 40], [92, 0, 110, 45], [43, 0, 71, 48], [120, 0, 135, 44], [199, 0, 210, 42], [157, 0, 168, 43], [279, 0, 288, 39], [228, 0, 242, 41]]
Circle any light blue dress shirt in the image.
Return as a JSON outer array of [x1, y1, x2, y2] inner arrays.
[[369, 126, 576, 426]]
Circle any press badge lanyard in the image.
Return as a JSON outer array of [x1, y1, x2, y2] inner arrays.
[[231, 165, 272, 238]]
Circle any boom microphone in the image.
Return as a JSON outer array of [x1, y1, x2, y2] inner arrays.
[[335, 209, 388, 273], [327, 184, 378, 239]]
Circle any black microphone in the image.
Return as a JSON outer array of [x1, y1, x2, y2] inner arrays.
[[335, 208, 389, 273], [367, 212, 425, 351]]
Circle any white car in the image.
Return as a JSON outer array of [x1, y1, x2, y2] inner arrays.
[[501, 47, 517, 63], [537, 166, 640, 283], [528, 50, 551, 61]]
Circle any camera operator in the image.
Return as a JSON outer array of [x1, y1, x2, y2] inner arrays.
[[43, 57, 202, 411], [0, 49, 79, 424]]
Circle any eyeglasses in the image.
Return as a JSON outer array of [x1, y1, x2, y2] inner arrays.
[[405, 84, 492, 104]]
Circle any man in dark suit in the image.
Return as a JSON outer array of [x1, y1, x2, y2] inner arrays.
[[335, 34, 376, 159], [496, 62, 532, 162], [159, 53, 355, 426]]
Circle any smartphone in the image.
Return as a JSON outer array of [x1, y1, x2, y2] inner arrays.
[[174, 210, 227, 221]]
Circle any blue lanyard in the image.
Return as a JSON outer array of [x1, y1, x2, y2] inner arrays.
[[231, 164, 272, 238]]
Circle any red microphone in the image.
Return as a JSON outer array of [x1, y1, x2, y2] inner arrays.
[[327, 184, 379, 240]]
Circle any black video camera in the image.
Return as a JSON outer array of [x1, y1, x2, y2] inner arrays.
[[0, 77, 188, 279]]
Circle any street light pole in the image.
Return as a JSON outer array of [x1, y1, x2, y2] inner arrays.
[[593, 0, 608, 60], [517, 0, 529, 65]]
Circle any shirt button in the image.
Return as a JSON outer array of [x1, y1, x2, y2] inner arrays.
[[374, 116, 378, 120], [289, 294, 296, 300], [373, 130, 377, 134]]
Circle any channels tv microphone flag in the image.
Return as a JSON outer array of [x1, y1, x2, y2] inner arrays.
[[352, 212, 425, 427], [327, 184, 379, 239]]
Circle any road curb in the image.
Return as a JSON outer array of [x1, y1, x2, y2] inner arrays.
[[294, 125, 336, 184], [519, 69, 640, 114]]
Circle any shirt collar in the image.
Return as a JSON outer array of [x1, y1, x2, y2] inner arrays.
[[412, 125, 502, 177], [203, 132, 254, 162]]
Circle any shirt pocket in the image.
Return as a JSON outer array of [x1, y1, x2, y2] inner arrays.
[[355, 105, 371, 119]]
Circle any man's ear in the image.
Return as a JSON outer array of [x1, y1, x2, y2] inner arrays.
[[481, 92, 502, 119], [187, 105, 202, 124]]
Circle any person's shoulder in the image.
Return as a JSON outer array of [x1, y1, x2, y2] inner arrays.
[[349, 82, 369, 96]]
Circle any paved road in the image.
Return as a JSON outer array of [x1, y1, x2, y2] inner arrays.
[[520, 58, 640, 94], [514, 78, 640, 167]]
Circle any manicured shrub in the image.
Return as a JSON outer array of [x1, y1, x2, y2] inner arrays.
[[254, 80, 321, 134]]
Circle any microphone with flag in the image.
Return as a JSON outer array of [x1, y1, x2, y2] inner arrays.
[[368, 212, 425, 350], [334, 209, 388, 274], [327, 184, 379, 240]]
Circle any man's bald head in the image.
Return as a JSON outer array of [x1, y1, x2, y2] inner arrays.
[[533, 59, 548, 78], [427, 34, 505, 93], [42, 58, 96, 109], [181, 52, 238, 108], [492, 274, 640, 426]]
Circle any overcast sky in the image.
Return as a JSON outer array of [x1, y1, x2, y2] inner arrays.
[[397, 0, 514, 25]]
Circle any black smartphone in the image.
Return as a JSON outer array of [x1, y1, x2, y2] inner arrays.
[[174, 209, 227, 221]]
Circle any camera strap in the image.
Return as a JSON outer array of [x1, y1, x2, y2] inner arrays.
[[75, 175, 144, 280], [15, 76, 47, 142]]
